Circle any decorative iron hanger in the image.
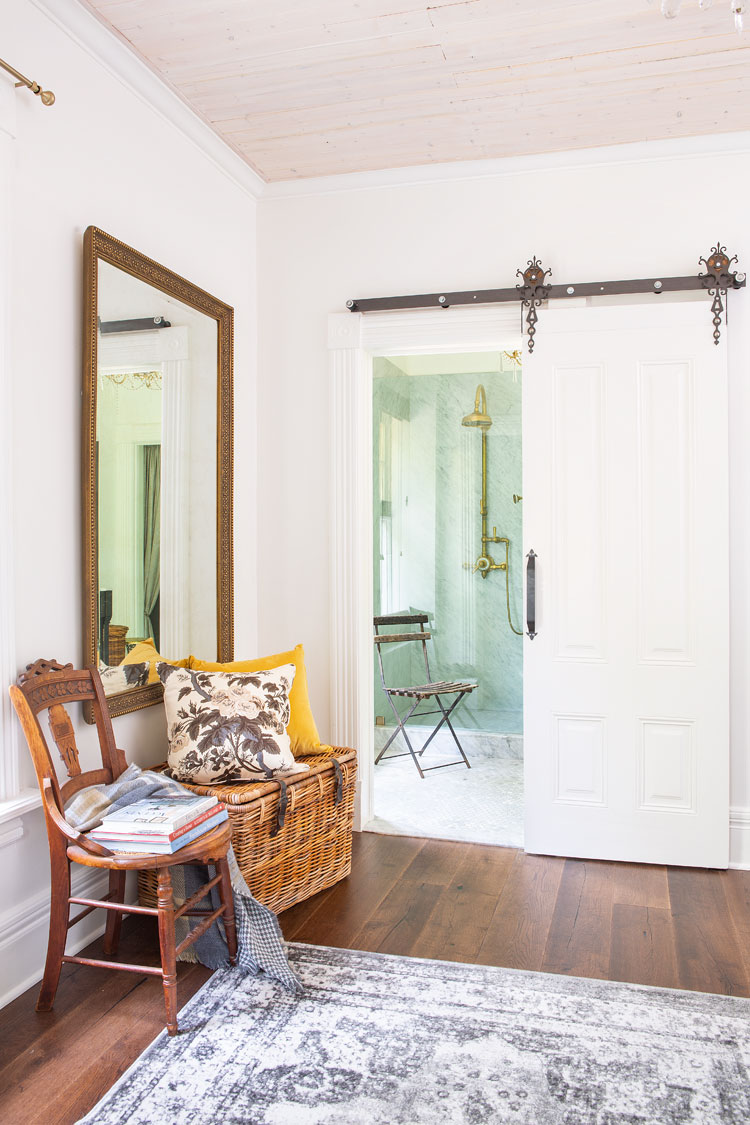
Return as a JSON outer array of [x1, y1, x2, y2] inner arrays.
[[699, 244, 739, 346], [346, 244, 745, 349], [516, 257, 552, 353]]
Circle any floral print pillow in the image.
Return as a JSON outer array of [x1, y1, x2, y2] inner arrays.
[[98, 660, 150, 697], [157, 662, 297, 784]]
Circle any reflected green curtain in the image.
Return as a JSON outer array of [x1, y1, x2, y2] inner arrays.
[[143, 445, 161, 650]]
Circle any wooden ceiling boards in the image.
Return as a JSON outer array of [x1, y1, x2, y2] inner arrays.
[[80, 0, 750, 181]]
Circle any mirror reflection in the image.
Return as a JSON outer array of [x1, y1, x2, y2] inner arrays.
[[96, 262, 218, 695], [83, 228, 233, 716]]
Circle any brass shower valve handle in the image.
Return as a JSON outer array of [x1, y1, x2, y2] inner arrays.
[[472, 554, 506, 578]]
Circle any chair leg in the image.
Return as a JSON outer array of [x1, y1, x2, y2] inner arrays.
[[37, 856, 71, 1012], [103, 870, 127, 956], [218, 857, 238, 965], [376, 696, 425, 778], [398, 724, 426, 779], [437, 694, 473, 769], [156, 869, 178, 1036], [376, 691, 422, 763]]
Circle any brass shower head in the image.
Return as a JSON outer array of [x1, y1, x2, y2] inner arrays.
[[461, 384, 492, 429]]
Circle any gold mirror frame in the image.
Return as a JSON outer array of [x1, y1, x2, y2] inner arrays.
[[82, 226, 234, 720]]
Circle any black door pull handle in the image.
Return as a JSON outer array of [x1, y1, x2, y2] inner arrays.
[[526, 549, 537, 639]]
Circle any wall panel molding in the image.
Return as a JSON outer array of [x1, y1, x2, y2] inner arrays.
[[637, 359, 695, 665], [552, 364, 607, 662], [0, 866, 109, 1009], [637, 718, 695, 813], [553, 715, 606, 805]]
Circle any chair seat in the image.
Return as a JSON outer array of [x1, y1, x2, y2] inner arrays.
[[66, 820, 232, 870], [389, 681, 477, 698]]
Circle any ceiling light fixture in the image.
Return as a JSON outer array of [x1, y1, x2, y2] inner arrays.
[[651, 0, 746, 31]]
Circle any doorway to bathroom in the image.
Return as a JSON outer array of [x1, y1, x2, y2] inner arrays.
[[370, 350, 524, 847], [331, 301, 729, 868]]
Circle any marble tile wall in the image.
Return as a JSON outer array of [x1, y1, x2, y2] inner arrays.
[[373, 360, 523, 734]]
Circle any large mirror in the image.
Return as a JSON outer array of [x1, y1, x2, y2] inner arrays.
[[83, 227, 233, 719]]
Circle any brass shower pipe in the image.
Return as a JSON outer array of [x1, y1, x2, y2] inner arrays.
[[462, 384, 523, 635], [462, 384, 505, 578], [0, 58, 55, 106]]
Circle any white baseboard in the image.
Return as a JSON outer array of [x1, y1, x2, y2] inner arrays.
[[0, 867, 110, 1010], [729, 806, 750, 869]]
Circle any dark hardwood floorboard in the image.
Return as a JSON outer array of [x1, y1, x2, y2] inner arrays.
[[668, 866, 750, 996], [409, 844, 516, 963], [278, 831, 425, 948], [719, 868, 750, 981], [351, 838, 469, 954], [612, 861, 670, 910], [541, 858, 615, 979], [608, 904, 680, 989], [3, 833, 750, 1125], [475, 852, 564, 970]]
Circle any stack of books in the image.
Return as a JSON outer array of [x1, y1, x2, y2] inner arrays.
[[89, 794, 228, 854]]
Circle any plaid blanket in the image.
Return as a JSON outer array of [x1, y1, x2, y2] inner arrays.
[[65, 763, 302, 996]]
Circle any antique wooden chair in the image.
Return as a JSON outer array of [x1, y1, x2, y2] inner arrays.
[[374, 613, 476, 778], [9, 658, 237, 1036]]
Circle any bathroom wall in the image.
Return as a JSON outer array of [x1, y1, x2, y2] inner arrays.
[[373, 360, 523, 733]]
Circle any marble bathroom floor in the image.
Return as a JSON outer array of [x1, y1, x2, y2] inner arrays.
[[367, 732, 524, 848]]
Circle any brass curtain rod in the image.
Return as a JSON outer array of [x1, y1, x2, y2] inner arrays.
[[0, 57, 55, 106]]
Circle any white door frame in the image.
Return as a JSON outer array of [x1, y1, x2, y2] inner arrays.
[[328, 307, 523, 829]]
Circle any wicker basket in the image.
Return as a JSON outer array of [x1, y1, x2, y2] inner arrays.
[[138, 748, 357, 915]]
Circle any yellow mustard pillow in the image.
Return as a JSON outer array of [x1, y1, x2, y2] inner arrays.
[[189, 643, 322, 757], [122, 638, 189, 685]]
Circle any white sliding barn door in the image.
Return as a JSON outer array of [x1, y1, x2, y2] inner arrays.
[[523, 304, 729, 868]]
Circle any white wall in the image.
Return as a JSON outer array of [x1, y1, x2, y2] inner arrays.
[[0, 0, 258, 1007], [256, 143, 750, 863]]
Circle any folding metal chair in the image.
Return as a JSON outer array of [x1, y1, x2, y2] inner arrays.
[[374, 613, 476, 778]]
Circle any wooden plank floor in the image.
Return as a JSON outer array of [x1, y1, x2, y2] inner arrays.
[[2, 831, 750, 1124]]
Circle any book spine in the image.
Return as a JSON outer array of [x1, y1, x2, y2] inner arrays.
[[98, 810, 228, 854], [161, 797, 219, 832], [95, 796, 218, 835], [91, 802, 225, 843]]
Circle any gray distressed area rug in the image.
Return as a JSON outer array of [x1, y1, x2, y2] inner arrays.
[[80, 943, 750, 1125]]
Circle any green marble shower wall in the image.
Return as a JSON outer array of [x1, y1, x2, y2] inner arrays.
[[373, 355, 523, 734]]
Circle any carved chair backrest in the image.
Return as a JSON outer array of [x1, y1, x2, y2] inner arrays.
[[8, 659, 127, 820]]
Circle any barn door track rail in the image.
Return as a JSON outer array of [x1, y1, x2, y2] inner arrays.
[[346, 243, 745, 349]]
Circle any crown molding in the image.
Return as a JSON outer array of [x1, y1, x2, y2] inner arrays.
[[28, 0, 265, 200], [262, 129, 750, 201]]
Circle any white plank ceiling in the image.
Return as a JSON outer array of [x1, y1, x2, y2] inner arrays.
[[81, 0, 750, 181]]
